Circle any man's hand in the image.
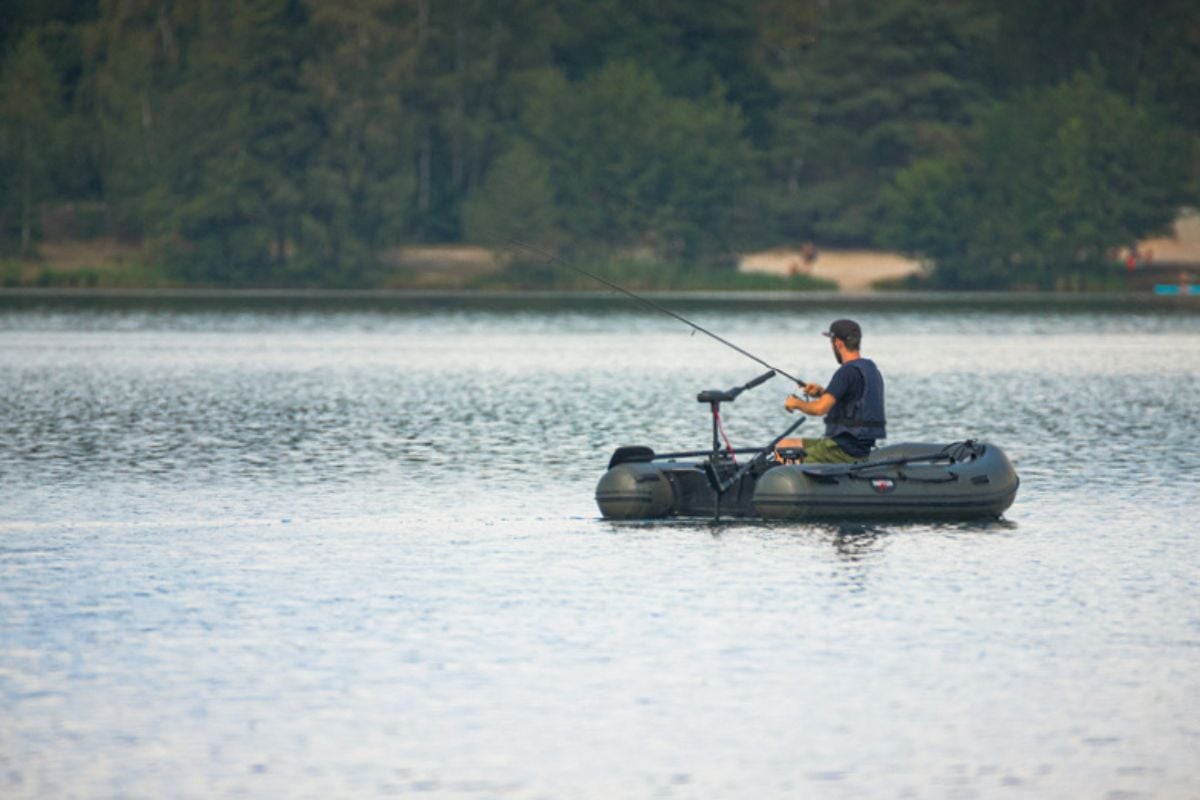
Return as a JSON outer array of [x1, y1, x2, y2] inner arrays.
[[803, 382, 824, 397], [785, 390, 837, 416]]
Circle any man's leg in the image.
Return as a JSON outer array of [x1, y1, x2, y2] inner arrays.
[[799, 437, 859, 464]]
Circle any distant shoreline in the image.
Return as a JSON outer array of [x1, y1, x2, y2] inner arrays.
[[2, 286, 1197, 307], [10, 213, 1199, 292]]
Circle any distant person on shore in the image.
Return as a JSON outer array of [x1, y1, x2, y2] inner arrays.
[[1126, 245, 1139, 272], [777, 319, 886, 463], [802, 241, 818, 266]]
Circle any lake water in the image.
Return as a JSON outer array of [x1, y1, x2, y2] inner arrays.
[[2, 291, 1198, 798]]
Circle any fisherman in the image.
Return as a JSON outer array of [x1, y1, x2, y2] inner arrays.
[[778, 319, 886, 463]]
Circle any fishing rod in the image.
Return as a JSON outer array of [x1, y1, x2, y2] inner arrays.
[[503, 237, 807, 387]]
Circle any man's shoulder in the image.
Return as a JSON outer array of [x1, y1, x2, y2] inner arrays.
[[845, 358, 883, 380], [826, 362, 861, 397], [829, 362, 857, 380]]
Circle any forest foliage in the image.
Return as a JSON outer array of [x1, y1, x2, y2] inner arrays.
[[1, 0, 1198, 288]]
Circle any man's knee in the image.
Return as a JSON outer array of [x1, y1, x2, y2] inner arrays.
[[774, 437, 806, 464]]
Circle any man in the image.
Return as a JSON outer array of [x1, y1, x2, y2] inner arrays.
[[778, 319, 886, 463]]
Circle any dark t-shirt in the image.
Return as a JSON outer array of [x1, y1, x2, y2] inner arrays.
[[824, 363, 873, 457]]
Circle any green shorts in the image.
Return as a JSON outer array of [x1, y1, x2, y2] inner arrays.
[[802, 437, 862, 464]]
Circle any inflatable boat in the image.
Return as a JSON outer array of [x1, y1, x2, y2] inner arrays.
[[595, 371, 1019, 522]]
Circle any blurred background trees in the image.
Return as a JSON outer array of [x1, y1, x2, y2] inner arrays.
[[0, 0, 1197, 287]]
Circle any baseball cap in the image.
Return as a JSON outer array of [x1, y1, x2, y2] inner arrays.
[[822, 319, 861, 342]]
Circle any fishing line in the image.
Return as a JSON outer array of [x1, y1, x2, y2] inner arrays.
[[502, 236, 806, 386]]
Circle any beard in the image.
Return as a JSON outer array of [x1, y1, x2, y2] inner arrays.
[[833, 342, 843, 364]]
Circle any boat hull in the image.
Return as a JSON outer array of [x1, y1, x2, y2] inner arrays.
[[595, 441, 1018, 522]]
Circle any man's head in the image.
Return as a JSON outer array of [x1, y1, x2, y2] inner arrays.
[[822, 319, 862, 363]]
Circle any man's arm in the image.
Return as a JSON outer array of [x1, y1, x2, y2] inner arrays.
[[785, 392, 836, 416], [786, 370, 852, 416]]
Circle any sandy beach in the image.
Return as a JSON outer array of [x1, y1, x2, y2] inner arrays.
[[737, 248, 925, 291]]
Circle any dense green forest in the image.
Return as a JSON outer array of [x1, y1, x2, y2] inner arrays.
[[1, 0, 1197, 288]]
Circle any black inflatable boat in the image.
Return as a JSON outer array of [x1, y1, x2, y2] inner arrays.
[[595, 371, 1019, 522]]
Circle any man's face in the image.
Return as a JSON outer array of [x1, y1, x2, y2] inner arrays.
[[831, 337, 843, 365]]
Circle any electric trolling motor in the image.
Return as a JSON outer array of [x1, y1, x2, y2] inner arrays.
[[600, 369, 806, 521], [695, 370, 805, 511]]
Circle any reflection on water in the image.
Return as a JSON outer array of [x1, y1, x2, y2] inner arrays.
[[1, 293, 1198, 798]]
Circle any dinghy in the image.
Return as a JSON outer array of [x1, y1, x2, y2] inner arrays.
[[595, 372, 1019, 522]]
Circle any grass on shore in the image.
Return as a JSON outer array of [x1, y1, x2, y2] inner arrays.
[[0, 238, 177, 289], [0, 260, 176, 289], [3, 243, 838, 292], [8, 238, 1165, 293]]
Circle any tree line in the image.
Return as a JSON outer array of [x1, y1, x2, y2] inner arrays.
[[1, 0, 1197, 288]]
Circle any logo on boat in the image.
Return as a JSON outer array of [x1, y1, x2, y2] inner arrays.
[[870, 478, 896, 494]]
